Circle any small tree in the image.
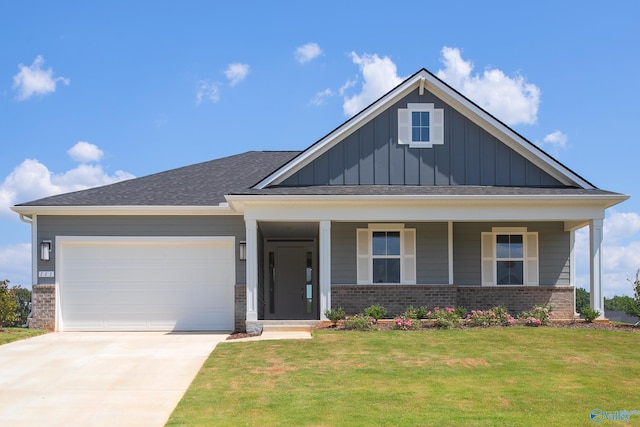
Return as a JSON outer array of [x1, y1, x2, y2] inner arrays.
[[624, 270, 640, 319], [0, 280, 18, 330], [12, 287, 32, 327], [575, 287, 590, 314]]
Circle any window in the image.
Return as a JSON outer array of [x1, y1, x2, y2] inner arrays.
[[481, 228, 538, 286], [357, 225, 416, 284], [398, 103, 444, 148]]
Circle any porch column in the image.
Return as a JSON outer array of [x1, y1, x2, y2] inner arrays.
[[319, 220, 331, 320], [589, 218, 604, 318], [245, 219, 258, 321]]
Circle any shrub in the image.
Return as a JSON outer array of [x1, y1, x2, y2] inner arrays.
[[364, 304, 387, 320], [0, 280, 18, 330], [427, 306, 463, 329], [519, 304, 554, 326], [393, 315, 420, 330], [581, 307, 601, 323], [405, 305, 428, 319], [342, 313, 378, 331], [466, 306, 515, 327], [324, 307, 346, 326]]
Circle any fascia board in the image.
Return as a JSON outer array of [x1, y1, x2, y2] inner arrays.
[[10, 205, 240, 217], [253, 73, 426, 189]]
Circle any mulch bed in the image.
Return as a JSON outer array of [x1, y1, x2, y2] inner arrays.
[[227, 320, 639, 339]]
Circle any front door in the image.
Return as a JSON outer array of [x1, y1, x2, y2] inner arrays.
[[264, 243, 318, 320]]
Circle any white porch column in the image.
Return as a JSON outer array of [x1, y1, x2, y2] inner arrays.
[[319, 220, 331, 320], [589, 218, 604, 317], [245, 219, 258, 321], [448, 221, 454, 285]]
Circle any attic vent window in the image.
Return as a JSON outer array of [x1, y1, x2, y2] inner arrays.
[[398, 103, 444, 148]]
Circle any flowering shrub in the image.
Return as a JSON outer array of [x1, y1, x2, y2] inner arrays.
[[519, 305, 554, 326], [465, 306, 515, 327], [342, 313, 378, 331], [393, 309, 422, 330], [427, 306, 464, 329]]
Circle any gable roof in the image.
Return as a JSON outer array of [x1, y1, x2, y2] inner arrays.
[[254, 69, 595, 190], [14, 151, 299, 208]]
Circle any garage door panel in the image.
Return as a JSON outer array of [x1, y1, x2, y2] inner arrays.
[[59, 238, 235, 331]]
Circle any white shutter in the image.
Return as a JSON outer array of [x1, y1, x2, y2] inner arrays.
[[431, 108, 444, 145], [397, 108, 410, 145], [525, 232, 539, 285], [402, 229, 416, 284], [356, 229, 371, 284], [481, 232, 494, 286]]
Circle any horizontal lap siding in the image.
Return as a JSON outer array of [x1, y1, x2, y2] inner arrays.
[[37, 215, 246, 284], [453, 222, 570, 286], [331, 222, 449, 284]]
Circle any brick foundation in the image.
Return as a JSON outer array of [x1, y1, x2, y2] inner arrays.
[[331, 285, 575, 319], [28, 285, 56, 331], [235, 284, 246, 332]]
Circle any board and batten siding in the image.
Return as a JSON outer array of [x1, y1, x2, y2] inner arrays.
[[331, 222, 449, 284], [36, 215, 246, 285], [281, 90, 562, 188], [453, 222, 570, 286]]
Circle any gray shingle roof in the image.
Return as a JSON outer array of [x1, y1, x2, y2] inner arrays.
[[16, 151, 301, 206]]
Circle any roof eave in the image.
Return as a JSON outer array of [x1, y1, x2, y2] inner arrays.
[[11, 204, 240, 217]]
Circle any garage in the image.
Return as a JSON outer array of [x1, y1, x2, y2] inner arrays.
[[57, 236, 235, 331]]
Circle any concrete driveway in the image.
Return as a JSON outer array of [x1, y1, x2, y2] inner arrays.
[[0, 331, 228, 426]]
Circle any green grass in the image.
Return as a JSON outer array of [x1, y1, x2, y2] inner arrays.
[[167, 328, 640, 426], [0, 327, 46, 345]]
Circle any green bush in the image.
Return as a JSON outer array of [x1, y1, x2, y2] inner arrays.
[[465, 306, 515, 327], [324, 307, 346, 326], [427, 307, 463, 329], [581, 307, 601, 323], [519, 304, 554, 326], [342, 313, 378, 331], [0, 280, 18, 330], [364, 304, 387, 320], [405, 305, 428, 319]]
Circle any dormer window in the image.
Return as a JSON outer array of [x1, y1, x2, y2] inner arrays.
[[398, 103, 444, 148]]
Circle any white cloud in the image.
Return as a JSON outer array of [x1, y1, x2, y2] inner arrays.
[[310, 88, 334, 106], [12, 55, 70, 101], [224, 63, 250, 86], [295, 42, 322, 63], [68, 141, 104, 163], [342, 52, 404, 116], [196, 80, 220, 104], [575, 210, 640, 297], [0, 145, 135, 216], [539, 130, 568, 157], [436, 47, 540, 126], [0, 243, 31, 287]]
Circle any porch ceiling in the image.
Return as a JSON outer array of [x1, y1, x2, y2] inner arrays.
[[259, 221, 318, 239]]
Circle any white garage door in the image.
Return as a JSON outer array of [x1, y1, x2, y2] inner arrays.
[[58, 237, 235, 331]]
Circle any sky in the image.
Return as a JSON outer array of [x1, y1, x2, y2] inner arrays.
[[1, 1, 639, 297]]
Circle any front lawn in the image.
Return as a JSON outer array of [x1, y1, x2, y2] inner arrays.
[[167, 328, 640, 426], [0, 328, 46, 345]]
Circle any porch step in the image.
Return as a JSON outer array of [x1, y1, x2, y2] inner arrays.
[[262, 324, 314, 333]]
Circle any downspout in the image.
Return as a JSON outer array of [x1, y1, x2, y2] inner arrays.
[[19, 213, 32, 224]]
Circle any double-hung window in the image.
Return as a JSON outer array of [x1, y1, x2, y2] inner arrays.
[[481, 227, 538, 286], [398, 103, 444, 148], [357, 225, 416, 284]]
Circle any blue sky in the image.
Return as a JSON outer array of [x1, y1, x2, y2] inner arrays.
[[1, 1, 639, 297]]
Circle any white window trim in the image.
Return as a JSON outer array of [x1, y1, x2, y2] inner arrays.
[[357, 224, 416, 285], [481, 227, 539, 286], [398, 103, 445, 148]]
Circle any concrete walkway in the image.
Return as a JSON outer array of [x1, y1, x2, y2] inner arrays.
[[0, 331, 228, 426]]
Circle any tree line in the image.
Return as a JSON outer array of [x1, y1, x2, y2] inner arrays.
[[0, 279, 31, 330]]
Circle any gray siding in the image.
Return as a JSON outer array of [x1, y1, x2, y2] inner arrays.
[[331, 222, 449, 284], [453, 222, 570, 286], [282, 89, 563, 188], [36, 215, 246, 285]]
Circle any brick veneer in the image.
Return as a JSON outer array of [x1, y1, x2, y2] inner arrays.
[[28, 285, 56, 331], [235, 284, 246, 332], [331, 285, 575, 319]]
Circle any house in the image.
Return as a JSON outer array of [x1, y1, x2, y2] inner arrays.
[[12, 69, 628, 333]]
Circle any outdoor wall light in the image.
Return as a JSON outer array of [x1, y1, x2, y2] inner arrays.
[[40, 240, 52, 261], [239, 241, 246, 261]]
